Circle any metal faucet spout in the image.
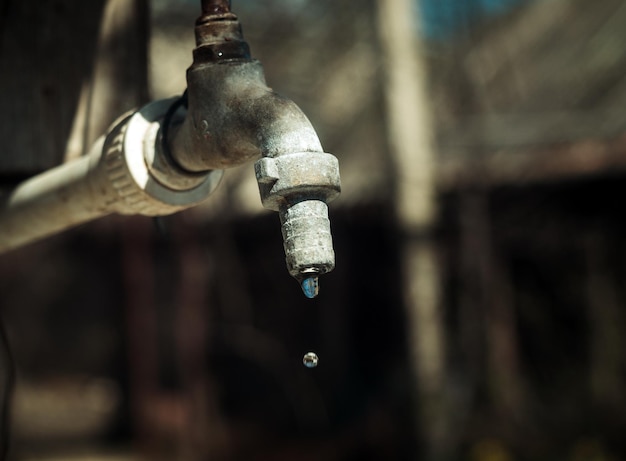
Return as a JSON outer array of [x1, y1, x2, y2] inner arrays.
[[167, 60, 325, 172], [165, 6, 341, 293]]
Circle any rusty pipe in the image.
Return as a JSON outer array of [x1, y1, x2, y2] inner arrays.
[[201, 0, 231, 15]]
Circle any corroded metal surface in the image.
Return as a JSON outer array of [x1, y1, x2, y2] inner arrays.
[[165, 4, 342, 286], [201, 0, 231, 15]]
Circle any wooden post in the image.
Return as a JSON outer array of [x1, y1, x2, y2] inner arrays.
[[458, 190, 526, 423], [376, 0, 449, 458], [585, 230, 624, 412]]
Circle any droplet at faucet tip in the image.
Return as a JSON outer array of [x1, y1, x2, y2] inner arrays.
[[301, 276, 319, 299]]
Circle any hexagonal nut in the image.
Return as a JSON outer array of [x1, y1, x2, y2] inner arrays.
[[254, 151, 341, 211]]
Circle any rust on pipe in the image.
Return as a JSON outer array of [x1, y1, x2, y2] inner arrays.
[[201, 0, 231, 14]]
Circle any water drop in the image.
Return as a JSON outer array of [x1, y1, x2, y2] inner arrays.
[[301, 276, 319, 299], [303, 352, 319, 368]]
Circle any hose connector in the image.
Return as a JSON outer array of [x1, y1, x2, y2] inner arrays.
[[102, 98, 223, 217]]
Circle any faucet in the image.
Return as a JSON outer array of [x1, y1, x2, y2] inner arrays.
[[0, 0, 341, 297]]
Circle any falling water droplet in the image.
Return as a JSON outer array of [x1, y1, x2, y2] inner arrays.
[[301, 276, 319, 299], [303, 352, 319, 368]]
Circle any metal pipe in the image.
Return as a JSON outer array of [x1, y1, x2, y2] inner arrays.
[[0, 139, 109, 251], [168, 61, 324, 172], [0, 101, 223, 254], [201, 0, 231, 15]]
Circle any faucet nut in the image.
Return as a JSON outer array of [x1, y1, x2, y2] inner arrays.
[[254, 151, 341, 211], [255, 151, 341, 281], [255, 156, 280, 185]]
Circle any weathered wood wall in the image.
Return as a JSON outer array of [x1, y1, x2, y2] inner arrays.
[[0, 0, 148, 177]]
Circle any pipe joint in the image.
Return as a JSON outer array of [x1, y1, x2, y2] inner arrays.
[[255, 152, 340, 211], [168, 59, 326, 172], [102, 99, 223, 216]]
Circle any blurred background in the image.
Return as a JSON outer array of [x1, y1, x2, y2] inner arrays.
[[1, 0, 626, 459]]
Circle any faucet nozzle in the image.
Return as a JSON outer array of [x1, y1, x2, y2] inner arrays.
[[255, 151, 341, 296]]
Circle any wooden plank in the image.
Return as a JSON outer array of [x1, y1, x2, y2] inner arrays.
[[438, 135, 626, 189], [0, 0, 148, 176], [377, 0, 449, 458], [439, 111, 626, 149], [0, 1, 106, 175]]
